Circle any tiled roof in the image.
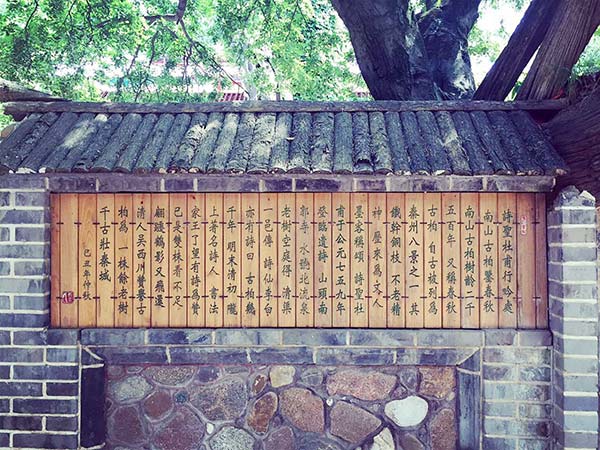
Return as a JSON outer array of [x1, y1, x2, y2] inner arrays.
[[0, 101, 567, 175]]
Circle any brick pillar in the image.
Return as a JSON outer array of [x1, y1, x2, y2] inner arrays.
[[0, 177, 79, 449], [548, 186, 599, 450]]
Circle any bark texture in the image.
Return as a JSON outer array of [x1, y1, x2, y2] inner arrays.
[[544, 88, 600, 198], [418, 0, 482, 99], [332, 0, 482, 100], [331, 0, 435, 100], [474, 0, 559, 101], [0, 78, 63, 102], [517, 0, 600, 100]]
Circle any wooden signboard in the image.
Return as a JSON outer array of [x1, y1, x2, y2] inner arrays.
[[51, 192, 547, 329]]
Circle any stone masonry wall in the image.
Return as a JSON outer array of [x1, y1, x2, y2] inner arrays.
[[0, 175, 594, 450], [83, 328, 553, 450], [548, 187, 600, 450]]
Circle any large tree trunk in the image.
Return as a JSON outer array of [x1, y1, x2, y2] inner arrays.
[[544, 88, 600, 198], [474, 0, 559, 101], [0, 78, 63, 102], [517, 0, 600, 100], [331, 0, 436, 100], [418, 0, 482, 100]]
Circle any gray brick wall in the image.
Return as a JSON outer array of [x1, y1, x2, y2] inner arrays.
[[0, 178, 80, 450], [548, 186, 600, 450]]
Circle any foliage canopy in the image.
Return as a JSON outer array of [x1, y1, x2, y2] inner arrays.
[[0, 0, 598, 102]]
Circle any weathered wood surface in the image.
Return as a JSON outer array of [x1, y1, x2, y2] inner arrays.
[[51, 192, 547, 329], [517, 0, 600, 100], [474, 0, 559, 101], [544, 89, 600, 198], [4, 99, 568, 117], [0, 79, 64, 102]]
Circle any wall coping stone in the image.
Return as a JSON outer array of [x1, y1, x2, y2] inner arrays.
[[0, 173, 555, 192]]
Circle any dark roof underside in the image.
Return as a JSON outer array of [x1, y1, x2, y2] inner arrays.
[[0, 101, 567, 176]]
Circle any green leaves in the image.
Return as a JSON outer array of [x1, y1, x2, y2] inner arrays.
[[0, 0, 364, 102]]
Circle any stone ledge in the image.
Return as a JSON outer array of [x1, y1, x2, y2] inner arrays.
[[78, 328, 552, 348], [0, 173, 556, 193]]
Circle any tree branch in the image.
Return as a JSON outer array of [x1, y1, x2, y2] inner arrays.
[[144, 0, 188, 24], [517, 0, 600, 100], [474, 0, 559, 100]]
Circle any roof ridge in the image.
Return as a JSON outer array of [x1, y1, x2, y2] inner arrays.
[[3, 99, 567, 117]]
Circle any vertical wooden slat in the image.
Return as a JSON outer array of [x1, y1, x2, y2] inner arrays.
[[278, 193, 296, 327], [241, 193, 259, 327], [150, 194, 169, 327], [223, 194, 241, 327], [498, 193, 518, 328], [442, 193, 461, 328], [78, 194, 97, 328], [423, 193, 442, 328], [187, 193, 205, 327], [96, 194, 115, 327], [350, 193, 369, 327], [405, 193, 424, 328], [169, 194, 187, 327], [259, 193, 278, 327], [387, 193, 405, 328], [314, 193, 332, 328], [114, 194, 133, 328], [461, 193, 479, 329], [332, 193, 350, 328], [517, 193, 536, 329], [205, 193, 223, 328], [60, 194, 79, 328], [368, 193, 387, 328], [479, 193, 499, 328], [50, 194, 61, 327], [296, 192, 314, 327], [132, 194, 151, 327], [535, 193, 548, 329]]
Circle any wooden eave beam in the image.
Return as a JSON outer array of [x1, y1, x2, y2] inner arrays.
[[2, 99, 568, 117]]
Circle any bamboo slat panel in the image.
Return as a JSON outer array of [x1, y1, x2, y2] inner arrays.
[[423, 193, 442, 328], [296, 193, 314, 327], [50, 194, 61, 327], [442, 193, 460, 328], [114, 194, 132, 328], [150, 194, 169, 327], [314, 193, 332, 328], [132, 194, 151, 327], [51, 192, 547, 329], [498, 193, 517, 328], [369, 194, 387, 328], [405, 193, 424, 328], [517, 194, 537, 328], [461, 193, 479, 329], [479, 194, 498, 328], [187, 194, 205, 327], [350, 193, 368, 328], [332, 193, 350, 327], [78, 194, 97, 328], [241, 194, 259, 327], [169, 194, 187, 327], [205, 194, 223, 328], [223, 194, 241, 327], [96, 194, 114, 327], [387, 194, 405, 328]]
